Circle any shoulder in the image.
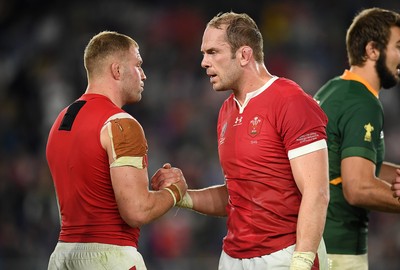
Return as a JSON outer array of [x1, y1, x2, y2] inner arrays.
[[106, 112, 135, 121], [104, 112, 142, 129], [314, 76, 375, 108], [271, 77, 303, 94], [269, 78, 318, 108], [268, 78, 313, 102], [100, 112, 143, 137]]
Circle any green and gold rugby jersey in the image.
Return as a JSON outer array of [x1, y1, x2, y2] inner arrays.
[[314, 70, 384, 255]]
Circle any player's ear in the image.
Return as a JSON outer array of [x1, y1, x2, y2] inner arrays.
[[365, 41, 379, 61], [111, 63, 121, 80], [238, 46, 253, 66]]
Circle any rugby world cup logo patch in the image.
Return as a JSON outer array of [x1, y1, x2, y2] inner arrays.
[[248, 115, 263, 137]]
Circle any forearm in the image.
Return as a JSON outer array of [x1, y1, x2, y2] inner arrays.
[[342, 157, 400, 212], [348, 178, 400, 212], [290, 148, 329, 252], [188, 184, 228, 216], [295, 193, 328, 253], [118, 189, 176, 227], [112, 166, 186, 227]]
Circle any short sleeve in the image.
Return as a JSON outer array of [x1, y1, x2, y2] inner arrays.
[[339, 103, 383, 163], [279, 93, 328, 153]]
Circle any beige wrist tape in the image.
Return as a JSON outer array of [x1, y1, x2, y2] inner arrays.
[[163, 187, 176, 206], [163, 184, 183, 207], [176, 192, 193, 209], [172, 183, 182, 202], [290, 251, 316, 270]]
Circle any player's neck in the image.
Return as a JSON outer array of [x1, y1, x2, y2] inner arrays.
[[349, 65, 381, 91]]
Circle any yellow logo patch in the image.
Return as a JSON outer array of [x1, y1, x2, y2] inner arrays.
[[364, 123, 374, 142]]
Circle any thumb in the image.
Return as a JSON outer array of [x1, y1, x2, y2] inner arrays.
[[163, 163, 172, 169]]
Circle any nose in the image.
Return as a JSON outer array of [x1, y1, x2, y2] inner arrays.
[[141, 69, 147, 81], [201, 54, 210, 69]]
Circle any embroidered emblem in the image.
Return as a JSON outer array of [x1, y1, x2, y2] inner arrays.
[[364, 123, 374, 142], [248, 115, 263, 137]]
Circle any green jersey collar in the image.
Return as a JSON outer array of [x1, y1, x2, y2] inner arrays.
[[340, 70, 379, 98]]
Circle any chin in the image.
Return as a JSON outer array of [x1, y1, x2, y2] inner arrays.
[[127, 96, 141, 104], [212, 83, 224, 91], [214, 86, 230, 92]]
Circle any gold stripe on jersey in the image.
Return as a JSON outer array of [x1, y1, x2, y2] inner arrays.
[[330, 177, 342, 185]]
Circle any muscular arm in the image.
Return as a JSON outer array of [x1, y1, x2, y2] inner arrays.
[[188, 184, 228, 217], [290, 148, 329, 253], [101, 116, 186, 228], [111, 166, 177, 227], [151, 165, 228, 216], [341, 157, 400, 212]]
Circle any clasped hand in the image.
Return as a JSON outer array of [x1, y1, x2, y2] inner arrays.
[[391, 169, 400, 200], [151, 163, 188, 197]]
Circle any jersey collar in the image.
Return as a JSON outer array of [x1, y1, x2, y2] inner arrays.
[[234, 76, 279, 113], [340, 69, 379, 98]]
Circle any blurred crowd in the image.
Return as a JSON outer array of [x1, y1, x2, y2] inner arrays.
[[1, 0, 400, 269]]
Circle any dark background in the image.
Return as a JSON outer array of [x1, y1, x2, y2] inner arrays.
[[1, 0, 400, 269]]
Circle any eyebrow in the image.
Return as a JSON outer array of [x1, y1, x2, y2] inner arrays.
[[136, 54, 143, 65], [202, 47, 217, 54]]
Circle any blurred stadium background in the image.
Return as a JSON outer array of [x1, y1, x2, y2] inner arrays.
[[1, 0, 400, 269]]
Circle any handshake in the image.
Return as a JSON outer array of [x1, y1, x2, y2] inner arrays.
[[151, 163, 193, 209], [391, 168, 400, 201]]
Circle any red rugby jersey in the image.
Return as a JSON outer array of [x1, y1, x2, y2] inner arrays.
[[46, 93, 142, 247], [218, 77, 327, 259]]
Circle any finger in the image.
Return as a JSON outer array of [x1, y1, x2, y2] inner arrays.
[[151, 171, 167, 190], [156, 180, 165, 190], [391, 183, 400, 190], [151, 178, 160, 190], [393, 189, 400, 198], [171, 168, 184, 178], [163, 163, 172, 169], [151, 166, 174, 183]]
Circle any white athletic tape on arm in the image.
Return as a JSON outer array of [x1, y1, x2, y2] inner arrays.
[[176, 192, 193, 209], [163, 187, 177, 207], [290, 251, 315, 270]]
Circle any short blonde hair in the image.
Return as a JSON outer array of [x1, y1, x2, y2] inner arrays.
[[84, 31, 138, 77]]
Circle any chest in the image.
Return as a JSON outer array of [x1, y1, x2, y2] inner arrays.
[[217, 104, 285, 161]]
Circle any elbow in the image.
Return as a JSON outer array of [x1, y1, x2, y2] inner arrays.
[[344, 195, 360, 207], [120, 211, 149, 228], [343, 188, 363, 207], [321, 188, 330, 208], [319, 181, 330, 207], [324, 190, 330, 207]]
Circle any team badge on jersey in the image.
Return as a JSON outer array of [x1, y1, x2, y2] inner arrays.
[[248, 115, 263, 137], [364, 123, 374, 142]]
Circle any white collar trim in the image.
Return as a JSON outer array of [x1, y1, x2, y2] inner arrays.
[[234, 76, 279, 114]]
